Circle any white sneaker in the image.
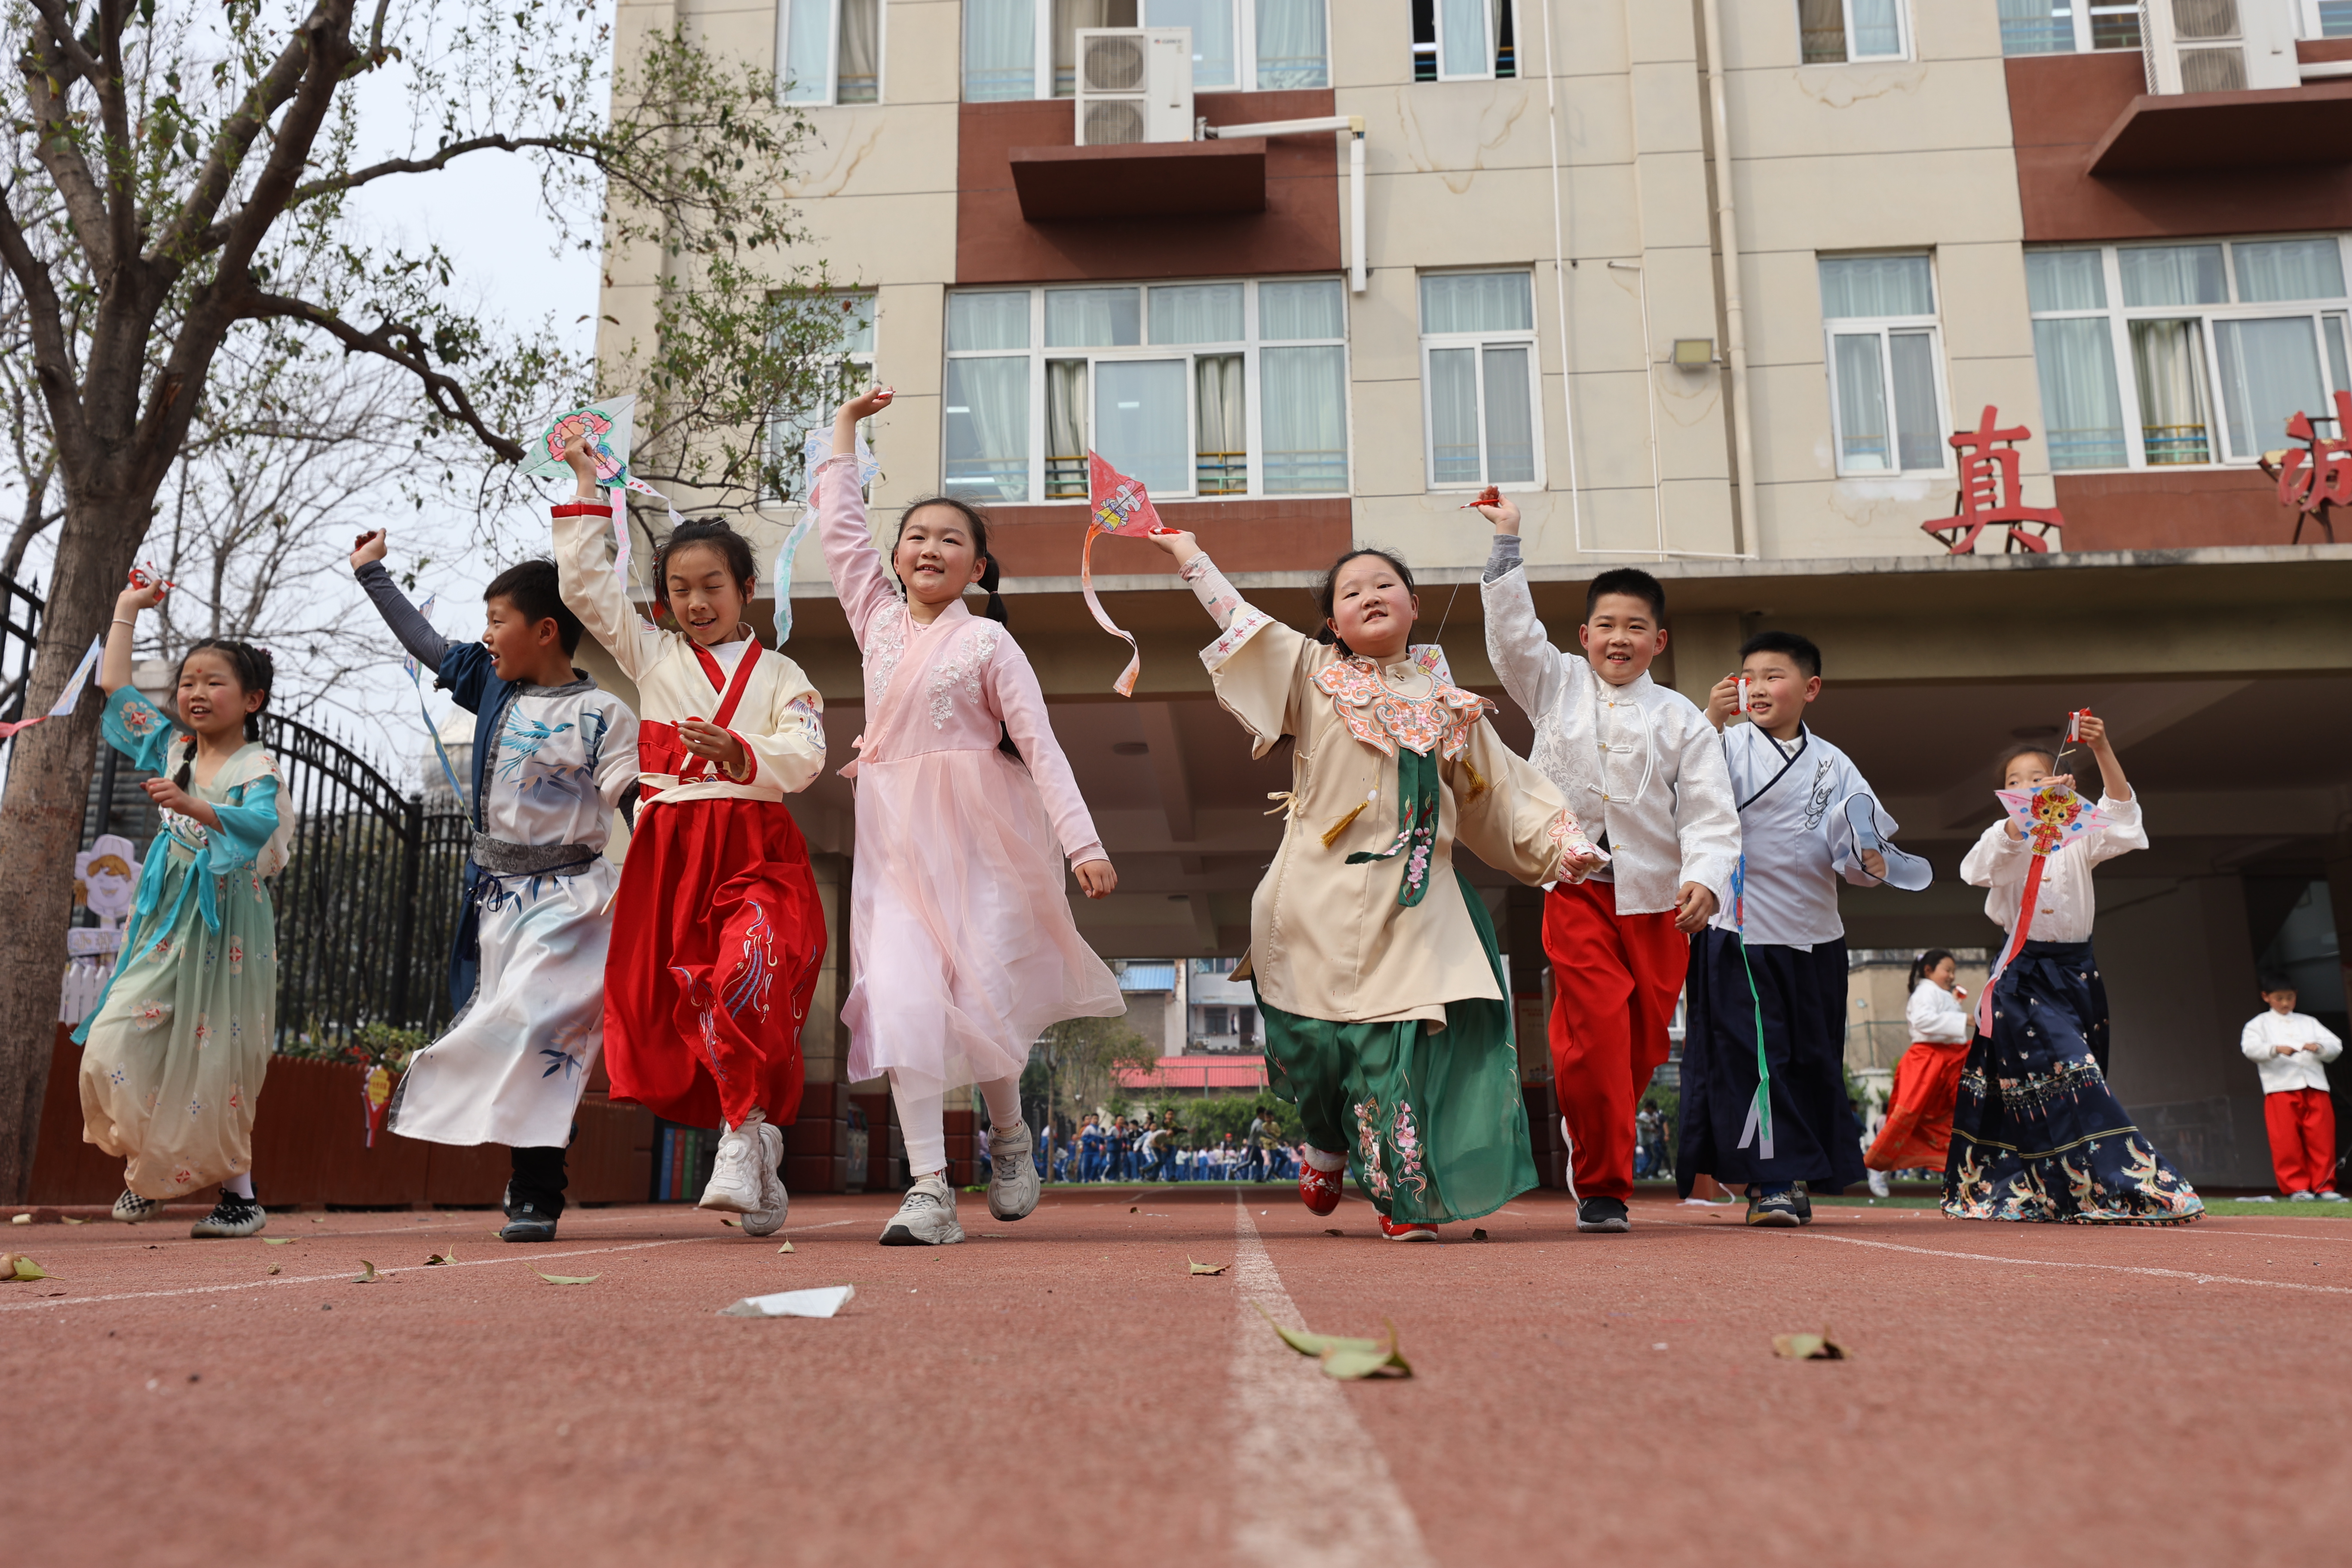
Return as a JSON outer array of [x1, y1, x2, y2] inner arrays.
[[698, 1116, 766, 1215], [112, 1188, 166, 1224], [2290, 1190, 2320, 1202], [741, 1121, 790, 1237], [987, 1119, 1040, 1222], [2321, 1190, 2349, 1203], [1866, 1169, 1890, 1199], [880, 1174, 964, 1246]]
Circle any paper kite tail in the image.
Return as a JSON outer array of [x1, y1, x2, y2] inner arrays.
[[1081, 524, 1143, 698]]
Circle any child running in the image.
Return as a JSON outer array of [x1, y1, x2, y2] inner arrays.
[[1150, 527, 1604, 1240], [551, 437, 830, 1236], [351, 531, 640, 1242], [1689, 631, 1932, 1226], [1479, 499, 1740, 1234], [815, 388, 1122, 1246], [1863, 948, 1972, 1186], [1948, 717, 2201, 1223], [79, 576, 290, 1238]]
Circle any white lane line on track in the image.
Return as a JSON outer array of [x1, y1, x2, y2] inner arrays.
[[0, 1219, 858, 1313], [1227, 1195, 1433, 1568], [1661, 1223, 2352, 1296]]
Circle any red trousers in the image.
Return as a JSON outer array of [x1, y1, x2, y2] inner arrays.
[[604, 798, 827, 1130], [2264, 1087, 2339, 1195], [1544, 879, 1689, 1202], [1865, 1039, 1971, 1172]]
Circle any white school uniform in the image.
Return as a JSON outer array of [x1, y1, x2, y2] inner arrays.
[[1707, 723, 1929, 948]]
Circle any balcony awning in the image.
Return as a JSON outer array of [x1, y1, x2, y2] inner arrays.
[[2087, 82, 2352, 175], [1008, 138, 1267, 221]]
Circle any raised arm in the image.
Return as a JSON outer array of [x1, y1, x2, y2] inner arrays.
[[1149, 529, 1309, 756], [550, 434, 660, 682], [1477, 500, 1573, 722], [349, 532, 460, 677], [812, 392, 903, 643], [100, 578, 164, 695]]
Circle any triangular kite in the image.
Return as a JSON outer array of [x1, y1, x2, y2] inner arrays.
[[1975, 778, 2107, 1036], [525, 395, 678, 578], [1083, 451, 1168, 697]]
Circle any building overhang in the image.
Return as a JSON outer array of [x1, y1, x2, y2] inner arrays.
[[1008, 138, 1267, 221], [2086, 82, 2352, 175]]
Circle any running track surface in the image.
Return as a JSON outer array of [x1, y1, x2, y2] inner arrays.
[[6, 1188, 2348, 1566]]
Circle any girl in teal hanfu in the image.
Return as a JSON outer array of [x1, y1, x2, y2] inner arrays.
[[77, 575, 291, 1240]]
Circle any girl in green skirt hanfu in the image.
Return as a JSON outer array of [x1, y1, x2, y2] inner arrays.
[[76, 576, 291, 1240], [1150, 531, 1607, 1240]]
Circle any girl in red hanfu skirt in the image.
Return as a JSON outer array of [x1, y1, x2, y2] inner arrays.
[[551, 435, 828, 1236]]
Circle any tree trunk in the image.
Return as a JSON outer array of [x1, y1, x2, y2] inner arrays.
[[0, 495, 147, 1202]]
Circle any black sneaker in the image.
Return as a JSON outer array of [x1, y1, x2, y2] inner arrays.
[[1576, 1196, 1630, 1233], [500, 1201, 559, 1243], [1792, 1185, 1814, 1225], [1745, 1189, 1803, 1228], [190, 1193, 267, 1239]]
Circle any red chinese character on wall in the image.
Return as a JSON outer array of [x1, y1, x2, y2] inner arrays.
[[2264, 389, 2351, 544], [1921, 405, 2066, 555]]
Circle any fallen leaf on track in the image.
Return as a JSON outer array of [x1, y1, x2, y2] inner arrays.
[[425, 1252, 456, 1266], [1188, 1259, 1228, 1276], [266, 1263, 281, 1275], [8, 1213, 28, 1224], [1129, 1206, 1138, 1213], [719, 1217, 741, 1228], [3, 1253, 52, 1281], [61, 1216, 86, 1225], [352, 1261, 380, 1283], [1323, 1228, 1343, 1237], [1771, 1328, 1847, 1361], [1253, 1302, 1412, 1380], [536, 1273, 599, 1285], [1471, 1228, 1489, 1241], [260, 1237, 294, 1245], [776, 1241, 794, 1254]]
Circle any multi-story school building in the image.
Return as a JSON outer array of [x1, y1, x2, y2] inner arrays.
[[597, 1, 2352, 1188]]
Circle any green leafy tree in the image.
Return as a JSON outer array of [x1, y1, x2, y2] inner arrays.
[[0, 0, 856, 1200]]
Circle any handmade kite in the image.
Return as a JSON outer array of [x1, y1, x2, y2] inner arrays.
[[1975, 777, 2107, 1036], [1083, 451, 1170, 697], [1457, 484, 1502, 511], [0, 634, 103, 743], [524, 395, 677, 578], [780, 426, 882, 643]]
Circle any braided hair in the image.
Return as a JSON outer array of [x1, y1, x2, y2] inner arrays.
[[169, 639, 274, 791], [894, 495, 1008, 625]]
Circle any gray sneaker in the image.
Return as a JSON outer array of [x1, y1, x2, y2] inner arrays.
[[987, 1120, 1040, 1222], [880, 1175, 964, 1246], [741, 1120, 790, 1237], [112, 1188, 166, 1225], [698, 1118, 765, 1215]]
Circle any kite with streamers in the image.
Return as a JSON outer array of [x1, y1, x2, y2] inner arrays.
[[1083, 451, 1172, 697], [779, 426, 881, 643], [523, 395, 681, 578], [1974, 777, 2107, 1036], [0, 634, 103, 744]]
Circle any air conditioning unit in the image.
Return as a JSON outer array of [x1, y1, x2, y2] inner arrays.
[[1075, 27, 1193, 146], [2139, 0, 2298, 95]]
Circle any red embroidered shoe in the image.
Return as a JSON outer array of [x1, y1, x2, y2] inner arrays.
[[1298, 1160, 1343, 1216], [1378, 1216, 1439, 1243]]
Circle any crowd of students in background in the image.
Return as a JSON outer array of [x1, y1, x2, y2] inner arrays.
[[1038, 1111, 1299, 1185]]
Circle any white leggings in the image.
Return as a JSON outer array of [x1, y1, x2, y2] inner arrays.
[[890, 1071, 1022, 1177]]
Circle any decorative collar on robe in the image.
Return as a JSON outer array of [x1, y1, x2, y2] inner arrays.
[[1311, 645, 1489, 762]]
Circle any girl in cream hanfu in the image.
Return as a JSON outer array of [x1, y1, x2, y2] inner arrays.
[[1150, 530, 1606, 1240], [552, 438, 830, 1237], [816, 389, 1123, 1247]]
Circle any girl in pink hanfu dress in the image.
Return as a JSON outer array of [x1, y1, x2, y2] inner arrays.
[[815, 388, 1124, 1247]]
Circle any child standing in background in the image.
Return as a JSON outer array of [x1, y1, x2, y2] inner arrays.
[[552, 436, 830, 1237], [815, 388, 1121, 1247], [2240, 978, 2343, 1201], [1948, 715, 2201, 1223], [79, 576, 290, 1239], [1865, 948, 1974, 1183], [351, 532, 639, 1243]]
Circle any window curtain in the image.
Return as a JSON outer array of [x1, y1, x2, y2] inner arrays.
[[837, 0, 881, 102], [1999, 0, 2073, 56], [1145, 0, 1235, 87], [1263, 345, 1346, 492], [1819, 255, 1933, 319], [1094, 359, 1191, 494], [1054, 0, 1138, 95], [965, 0, 1036, 101], [2214, 317, 2324, 460], [1832, 333, 1891, 470], [781, 0, 832, 102], [1149, 283, 1243, 345], [944, 357, 1031, 501], [1847, 0, 1902, 57], [1428, 346, 1481, 484], [1045, 360, 1089, 497], [1436, 0, 1488, 78], [1046, 288, 1142, 347], [2025, 249, 2106, 312], [1887, 331, 1942, 470], [1256, 0, 1328, 88], [948, 291, 1030, 352], [1420, 272, 1532, 334], [1195, 355, 1246, 493], [2130, 320, 2211, 464], [1799, 0, 1848, 63], [2234, 239, 2347, 305], [1261, 279, 1344, 340], [1481, 345, 1536, 483], [2031, 317, 2127, 469], [2119, 245, 2226, 308]]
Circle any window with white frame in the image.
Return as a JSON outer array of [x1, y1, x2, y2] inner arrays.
[[2305, 2, 2352, 39], [1798, 0, 1908, 63], [1819, 254, 1949, 476], [1410, 0, 1517, 81], [962, 0, 1328, 101], [2024, 237, 2351, 470], [1996, 0, 2141, 55], [1420, 272, 1540, 490], [940, 278, 1349, 504], [779, 0, 882, 104]]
